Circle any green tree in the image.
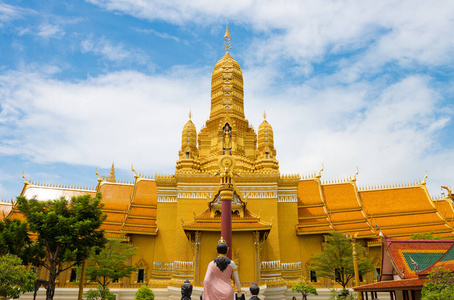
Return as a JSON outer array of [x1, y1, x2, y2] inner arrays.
[[0, 254, 36, 299], [82, 237, 137, 289], [291, 278, 318, 300], [410, 231, 442, 240], [422, 267, 454, 300], [310, 232, 374, 294], [84, 285, 116, 300], [135, 285, 154, 300], [17, 193, 107, 300], [0, 218, 43, 265]]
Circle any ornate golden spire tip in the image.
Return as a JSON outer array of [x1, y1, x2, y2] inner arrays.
[[223, 23, 231, 53]]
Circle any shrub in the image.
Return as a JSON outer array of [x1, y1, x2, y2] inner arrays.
[[135, 285, 154, 300], [84, 285, 116, 300], [329, 289, 356, 300]]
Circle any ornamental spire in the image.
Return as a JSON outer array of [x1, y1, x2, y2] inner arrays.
[[223, 23, 231, 53], [107, 162, 116, 183]]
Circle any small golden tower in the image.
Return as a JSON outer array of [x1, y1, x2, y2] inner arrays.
[[256, 111, 279, 172], [176, 111, 200, 172]]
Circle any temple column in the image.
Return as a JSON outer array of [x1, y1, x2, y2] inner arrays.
[[220, 185, 233, 258], [216, 155, 237, 259]]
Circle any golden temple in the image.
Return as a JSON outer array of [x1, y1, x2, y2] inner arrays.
[[2, 25, 454, 298]]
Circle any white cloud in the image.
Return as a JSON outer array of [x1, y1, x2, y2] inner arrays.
[[86, 0, 454, 79], [0, 3, 33, 26], [0, 65, 452, 197], [81, 36, 150, 64], [136, 28, 187, 44], [37, 23, 65, 39], [0, 68, 211, 173]]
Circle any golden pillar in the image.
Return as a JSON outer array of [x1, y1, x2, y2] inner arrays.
[[351, 233, 362, 300]]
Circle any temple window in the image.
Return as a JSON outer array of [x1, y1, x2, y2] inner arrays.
[[69, 269, 77, 282], [112, 278, 119, 283], [359, 273, 364, 282], [265, 152, 269, 158], [186, 152, 190, 158], [310, 270, 317, 282], [225, 80, 230, 83], [225, 92, 230, 95], [138, 269, 144, 283]]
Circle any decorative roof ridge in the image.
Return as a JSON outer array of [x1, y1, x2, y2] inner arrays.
[[321, 176, 354, 185], [25, 179, 96, 191], [99, 180, 134, 186], [385, 236, 454, 243], [301, 164, 323, 180], [279, 173, 300, 180], [0, 199, 14, 205], [358, 181, 422, 191]]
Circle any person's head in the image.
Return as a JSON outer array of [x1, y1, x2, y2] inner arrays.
[[217, 237, 228, 255], [292, 297, 296, 300]]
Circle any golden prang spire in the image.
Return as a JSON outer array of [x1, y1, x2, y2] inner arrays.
[[223, 23, 231, 53]]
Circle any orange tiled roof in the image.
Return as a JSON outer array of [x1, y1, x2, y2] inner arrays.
[[297, 180, 323, 205], [98, 182, 134, 210], [384, 237, 454, 279], [353, 278, 425, 291], [360, 186, 434, 215], [417, 244, 454, 275], [323, 183, 360, 211], [434, 199, 454, 227], [131, 180, 158, 205], [297, 179, 333, 235], [359, 185, 451, 238]]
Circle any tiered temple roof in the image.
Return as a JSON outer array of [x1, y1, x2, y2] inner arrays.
[[296, 174, 453, 238]]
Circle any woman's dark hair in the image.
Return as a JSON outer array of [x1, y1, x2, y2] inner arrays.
[[214, 256, 230, 271], [217, 243, 228, 254], [214, 242, 230, 271]]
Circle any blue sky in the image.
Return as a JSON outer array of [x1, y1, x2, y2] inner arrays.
[[0, 0, 453, 201]]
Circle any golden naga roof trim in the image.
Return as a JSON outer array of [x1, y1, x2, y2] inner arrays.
[[22, 171, 30, 186], [315, 164, 324, 178]]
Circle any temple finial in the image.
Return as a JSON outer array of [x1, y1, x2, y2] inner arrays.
[[263, 110, 267, 120], [107, 162, 116, 183], [188, 110, 192, 120], [223, 23, 231, 53]]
